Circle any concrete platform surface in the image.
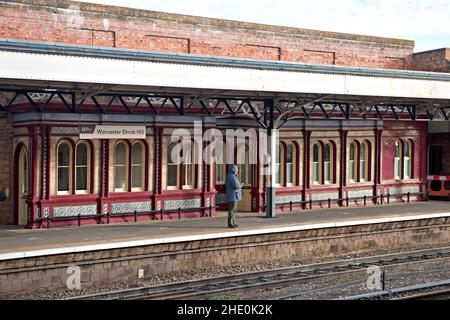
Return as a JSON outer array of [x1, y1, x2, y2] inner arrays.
[[0, 201, 449, 259]]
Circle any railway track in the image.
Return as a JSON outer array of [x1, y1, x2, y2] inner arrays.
[[337, 279, 450, 300], [66, 246, 450, 300]]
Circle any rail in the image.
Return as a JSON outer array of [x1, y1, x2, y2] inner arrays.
[[36, 205, 218, 228], [262, 191, 428, 211]]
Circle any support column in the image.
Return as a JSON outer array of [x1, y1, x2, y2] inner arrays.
[[302, 129, 311, 205], [339, 129, 348, 205], [373, 128, 383, 199], [265, 99, 276, 218]]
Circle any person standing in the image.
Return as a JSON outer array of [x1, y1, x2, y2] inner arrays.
[[225, 164, 243, 228]]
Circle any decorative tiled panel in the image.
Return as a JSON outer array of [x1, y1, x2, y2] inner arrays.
[[53, 205, 97, 217], [52, 127, 79, 135], [275, 195, 302, 204], [111, 201, 152, 214], [388, 185, 420, 195], [215, 193, 227, 204], [164, 198, 201, 210], [311, 192, 339, 201], [347, 189, 373, 198]]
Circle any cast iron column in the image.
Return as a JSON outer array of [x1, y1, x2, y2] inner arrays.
[[265, 99, 276, 218]]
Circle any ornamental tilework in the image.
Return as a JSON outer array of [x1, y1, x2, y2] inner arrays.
[[53, 205, 97, 217], [164, 198, 201, 210], [388, 185, 420, 195], [275, 195, 302, 204], [311, 193, 339, 201], [347, 189, 373, 198], [111, 201, 152, 214]]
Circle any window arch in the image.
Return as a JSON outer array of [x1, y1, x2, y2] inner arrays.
[[57, 140, 72, 194], [403, 139, 412, 179], [285, 143, 295, 186], [167, 142, 180, 190], [324, 142, 335, 184], [312, 143, 322, 185], [360, 141, 370, 182], [75, 141, 90, 194], [182, 141, 195, 189], [114, 141, 129, 192], [394, 139, 401, 179], [131, 142, 145, 191], [275, 144, 284, 187]]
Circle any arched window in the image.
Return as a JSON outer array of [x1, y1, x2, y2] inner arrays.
[[75, 142, 90, 194], [238, 143, 253, 186], [324, 143, 332, 184], [286, 143, 294, 186], [182, 142, 195, 189], [360, 142, 367, 181], [131, 142, 144, 191], [403, 140, 412, 179], [114, 142, 128, 192], [394, 140, 401, 180], [349, 142, 357, 182], [57, 141, 72, 194], [275, 144, 284, 187], [312, 143, 321, 185], [215, 141, 226, 184], [167, 142, 180, 189]]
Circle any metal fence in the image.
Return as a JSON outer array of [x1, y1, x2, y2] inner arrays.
[[37, 205, 218, 228], [262, 191, 428, 211]]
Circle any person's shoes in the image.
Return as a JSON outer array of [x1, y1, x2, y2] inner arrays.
[[228, 225, 235, 228], [233, 224, 239, 228]]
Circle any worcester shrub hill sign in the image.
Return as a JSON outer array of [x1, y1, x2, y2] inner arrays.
[[80, 125, 146, 139]]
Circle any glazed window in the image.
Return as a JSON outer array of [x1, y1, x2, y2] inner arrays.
[[182, 144, 195, 189], [215, 145, 226, 184], [394, 140, 401, 180], [275, 145, 283, 187], [131, 142, 144, 191], [324, 143, 332, 184], [286, 143, 294, 186], [360, 142, 367, 181], [238, 144, 253, 186], [75, 142, 89, 194], [57, 141, 72, 194], [167, 142, 179, 189], [312, 143, 321, 185], [114, 142, 128, 192], [403, 140, 412, 179], [349, 142, 357, 182]]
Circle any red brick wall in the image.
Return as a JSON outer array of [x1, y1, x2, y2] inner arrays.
[[0, 115, 14, 225], [381, 121, 427, 181], [412, 48, 450, 73], [0, 0, 415, 69]]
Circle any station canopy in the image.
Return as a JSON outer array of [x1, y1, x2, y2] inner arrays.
[[0, 39, 449, 128]]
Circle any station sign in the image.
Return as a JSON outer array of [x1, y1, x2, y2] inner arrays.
[[80, 125, 146, 139]]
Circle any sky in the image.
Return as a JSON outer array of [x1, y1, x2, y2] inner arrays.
[[79, 0, 450, 52]]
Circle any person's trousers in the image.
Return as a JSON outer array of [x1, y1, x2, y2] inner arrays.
[[228, 201, 238, 226]]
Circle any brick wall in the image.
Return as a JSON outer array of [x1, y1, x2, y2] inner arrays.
[[412, 48, 450, 73], [0, 116, 14, 225], [0, 0, 415, 69], [0, 216, 449, 295]]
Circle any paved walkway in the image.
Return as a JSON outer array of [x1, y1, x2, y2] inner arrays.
[[0, 201, 449, 256]]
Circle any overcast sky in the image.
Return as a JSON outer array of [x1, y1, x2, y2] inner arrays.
[[79, 0, 449, 52]]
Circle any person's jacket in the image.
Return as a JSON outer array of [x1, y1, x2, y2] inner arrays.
[[225, 164, 243, 202]]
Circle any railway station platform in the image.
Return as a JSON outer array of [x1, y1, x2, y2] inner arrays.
[[1, 201, 449, 295], [1, 201, 449, 258]]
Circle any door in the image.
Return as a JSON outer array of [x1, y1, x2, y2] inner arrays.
[[237, 144, 253, 212], [18, 146, 28, 225], [429, 146, 442, 175]]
